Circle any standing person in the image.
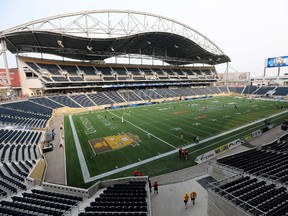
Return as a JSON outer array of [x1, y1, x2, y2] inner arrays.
[[59, 135, 64, 148], [59, 122, 63, 130], [190, 191, 197, 205], [181, 149, 185, 160], [180, 132, 184, 140], [133, 170, 139, 176], [184, 149, 189, 160], [184, 192, 189, 209], [148, 179, 152, 193], [178, 147, 182, 159], [147, 133, 151, 139], [153, 181, 159, 194]]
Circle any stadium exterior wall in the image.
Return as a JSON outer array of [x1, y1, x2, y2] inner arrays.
[[17, 58, 43, 96], [207, 162, 237, 181]]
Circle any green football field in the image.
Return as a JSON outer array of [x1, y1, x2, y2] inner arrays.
[[64, 96, 288, 188]]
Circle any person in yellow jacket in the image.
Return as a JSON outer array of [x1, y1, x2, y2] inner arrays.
[[184, 192, 189, 208], [190, 191, 197, 205]]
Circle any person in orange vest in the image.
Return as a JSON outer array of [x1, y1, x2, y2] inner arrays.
[[190, 191, 197, 205], [133, 170, 139, 176], [184, 192, 189, 209]]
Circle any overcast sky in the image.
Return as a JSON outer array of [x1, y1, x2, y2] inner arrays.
[[1, 0, 288, 77]]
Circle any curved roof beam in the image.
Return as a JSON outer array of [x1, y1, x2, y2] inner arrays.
[[0, 10, 226, 56]]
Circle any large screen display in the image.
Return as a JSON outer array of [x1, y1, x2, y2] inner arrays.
[[267, 56, 288, 68]]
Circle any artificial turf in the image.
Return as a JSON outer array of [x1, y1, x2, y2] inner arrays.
[[65, 96, 288, 188]]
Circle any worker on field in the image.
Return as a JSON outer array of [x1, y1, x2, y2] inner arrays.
[[184, 192, 189, 208], [184, 149, 189, 160], [178, 147, 182, 159], [180, 132, 184, 140], [133, 170, 139, 176], [190, 191, 197, 205], [153, 181, 159, 194]]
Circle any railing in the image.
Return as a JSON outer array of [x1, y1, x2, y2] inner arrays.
[[207, 175, 267, 216], [209, 159, 245, 175]]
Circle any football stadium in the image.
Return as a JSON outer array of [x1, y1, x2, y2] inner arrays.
[[1, 9, 288, 216]]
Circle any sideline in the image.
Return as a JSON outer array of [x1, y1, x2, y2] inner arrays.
[[69, 115, 90, 181]]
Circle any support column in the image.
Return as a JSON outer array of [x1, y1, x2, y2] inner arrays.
[[1, 39, 11, 88], [225, 62, 229, 86], [278, 66, 281, 76]]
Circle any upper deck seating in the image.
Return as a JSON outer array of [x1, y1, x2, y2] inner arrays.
[[58, 65, 78, 75], [96, 67, 112, 75], [36, 63, 61, 75], [78, 66, 97, 75], [112, 67, 127, 76], [127, 68, 141, 75]]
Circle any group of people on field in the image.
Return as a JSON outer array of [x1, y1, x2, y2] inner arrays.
[[133, 169, 143, 176], [178, 147, 189, 160]]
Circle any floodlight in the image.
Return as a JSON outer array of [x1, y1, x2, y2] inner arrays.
[[57, 40, 64, 48]]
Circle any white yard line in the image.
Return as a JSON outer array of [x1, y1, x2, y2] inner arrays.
[[109, 111, 177, 149]]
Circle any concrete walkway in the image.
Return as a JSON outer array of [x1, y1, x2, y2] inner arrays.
[[43, 115, 66, 185]]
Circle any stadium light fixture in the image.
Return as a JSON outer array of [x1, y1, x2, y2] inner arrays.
[[87, 46, 93, 51], [57, 40, 64, 48]]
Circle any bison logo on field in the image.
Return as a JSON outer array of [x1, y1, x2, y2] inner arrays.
[[89, 133, 140, 154]]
